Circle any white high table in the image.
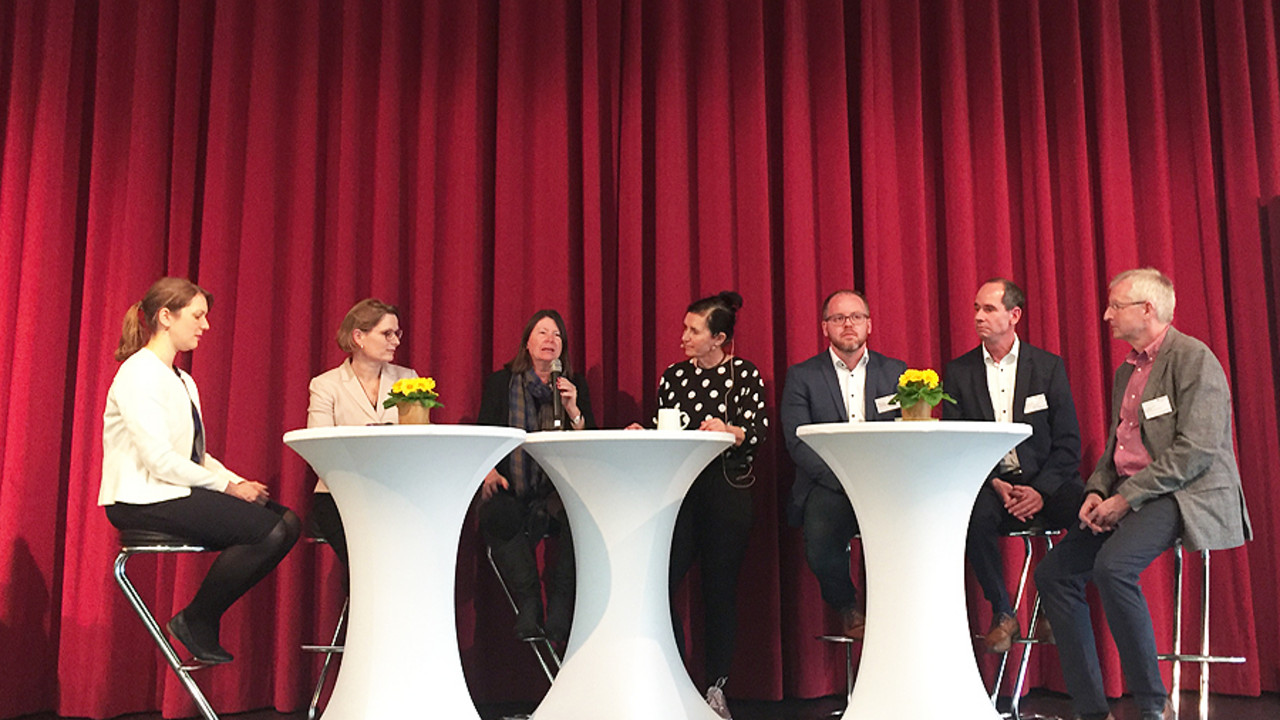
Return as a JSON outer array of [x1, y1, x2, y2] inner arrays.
[[283, 425, 525, 720], [519, 429, 734, 720], [797, 421, 1031, 720]]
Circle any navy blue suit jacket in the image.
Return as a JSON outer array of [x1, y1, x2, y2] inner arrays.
[[942, 341, 1082, 498], [781, 348, 907, 525]]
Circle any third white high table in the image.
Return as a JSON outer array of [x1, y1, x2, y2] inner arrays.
[[797, 421, 1031, 720], [283, 425, 525, 720], [519, 429, 735, 720]]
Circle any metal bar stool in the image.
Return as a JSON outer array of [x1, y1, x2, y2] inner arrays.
[[486, 545, 562, 684], [113, 529, 220, 720], [815, 536, 862, 717], [1156, 541, 1246, 720], [301, 535, 347, 720], [988, 522, 1063, 720]]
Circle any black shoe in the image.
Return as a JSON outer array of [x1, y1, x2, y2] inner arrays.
[[513, 596, 545, 640], [167, 611, 233, 665]]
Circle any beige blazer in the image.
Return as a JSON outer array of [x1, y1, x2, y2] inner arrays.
[[307, 358, 419, 492]]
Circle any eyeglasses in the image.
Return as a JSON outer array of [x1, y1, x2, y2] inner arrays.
[[379, 329, 404, 340], [1106, 300, 1146, 312], [824, 313, 870, 326]]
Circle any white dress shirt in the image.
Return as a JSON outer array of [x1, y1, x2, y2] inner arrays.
[[100, 348, 244, 506], [983, 335, 1021, 471], [830, 347, 869, 422]]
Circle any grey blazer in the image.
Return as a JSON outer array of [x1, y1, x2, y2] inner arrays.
[[1087, 327, 1251, 551]]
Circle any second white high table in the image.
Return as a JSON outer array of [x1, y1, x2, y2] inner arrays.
[[283, 425, 525, 720], [519, 429, 735, 720], [797, 421, 1031, 720]]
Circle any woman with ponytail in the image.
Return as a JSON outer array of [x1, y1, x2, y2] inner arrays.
[[100, 277, 301, 665]]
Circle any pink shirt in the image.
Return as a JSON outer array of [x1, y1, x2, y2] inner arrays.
[[1113, 327, 1170, 478]]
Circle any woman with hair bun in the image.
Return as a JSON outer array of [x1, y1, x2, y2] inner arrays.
[[658, 290, 768, 720], [100, 277, 300, 665]]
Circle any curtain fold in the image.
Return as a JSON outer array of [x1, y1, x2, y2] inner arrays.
[[1, 1, 1278, 717]]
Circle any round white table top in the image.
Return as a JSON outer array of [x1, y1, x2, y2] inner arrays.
[[284, 423, 526, 443]]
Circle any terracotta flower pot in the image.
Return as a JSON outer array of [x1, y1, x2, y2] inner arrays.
[[397, 403, 432, 425], [900, 401, 936, 421]]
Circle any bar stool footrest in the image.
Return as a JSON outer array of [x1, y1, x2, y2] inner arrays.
[[1157, 653, 1246, 663], [302, 645, 345, 653]]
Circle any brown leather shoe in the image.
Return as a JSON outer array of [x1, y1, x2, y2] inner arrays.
[[840, 607, 866, 640], [984, 612, 1020, 654]]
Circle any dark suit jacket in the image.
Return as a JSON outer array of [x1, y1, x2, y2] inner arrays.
[[943, 340, 1082, 498], [781, 348, 906, 525], [1087, 327, 1251, 551]]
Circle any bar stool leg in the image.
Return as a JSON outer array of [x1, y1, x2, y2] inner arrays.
[[1170, 544, 1185, 719], [1198, 549, 1211, 720], [306, 597, 349, 720], [1157, 544, 1246, 720], [1009, 533, 1056, 720], [991, 535, 1035, 705], [113, 549, 219, 720]]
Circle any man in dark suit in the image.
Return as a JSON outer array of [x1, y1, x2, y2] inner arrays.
[[943, 278, 1083, 653], [781, 289, 906, 638], [1036, 269, 1251, 720]]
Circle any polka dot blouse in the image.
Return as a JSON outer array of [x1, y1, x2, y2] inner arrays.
[[656, 356, 768, 469]]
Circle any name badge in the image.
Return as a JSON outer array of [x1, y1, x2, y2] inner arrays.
[[1024, 393, 1049, 414], [1142, 395, 1173, 419], [874, 394, 899, 414]]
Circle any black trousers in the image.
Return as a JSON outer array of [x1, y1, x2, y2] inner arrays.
[[669, 465, 754, 685], [800, 483, 862, 611], [965, 478, 1082, 615], [107, 487, 301, 628]]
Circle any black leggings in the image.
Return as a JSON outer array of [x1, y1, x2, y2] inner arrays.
[[107, 487, 301, 625]]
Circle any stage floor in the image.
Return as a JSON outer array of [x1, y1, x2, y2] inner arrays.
[[14, 690, 1280, 720]]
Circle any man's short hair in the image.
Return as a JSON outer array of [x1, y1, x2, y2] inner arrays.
[[1111, 268, 1175, 323], [983, 278, 1026, 312], [820, 289, 868, 320]]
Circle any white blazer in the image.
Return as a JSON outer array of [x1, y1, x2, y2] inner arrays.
[[306, 358, 418, 491], [99, 348, 245, 506]]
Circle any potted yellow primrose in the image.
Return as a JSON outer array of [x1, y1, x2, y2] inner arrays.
[[890, 368, 955, 420], [383, 377, 444, 424]]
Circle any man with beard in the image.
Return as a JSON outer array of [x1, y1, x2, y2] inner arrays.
[[780, 290, 906, 639]]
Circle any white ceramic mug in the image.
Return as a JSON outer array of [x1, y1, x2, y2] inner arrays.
[[656, 407, 691, 431]]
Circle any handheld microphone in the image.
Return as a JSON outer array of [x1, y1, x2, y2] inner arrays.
[[550, 358, 564, 429]]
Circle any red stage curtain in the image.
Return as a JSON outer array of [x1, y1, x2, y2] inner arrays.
[[1, 1, 1277, 717]]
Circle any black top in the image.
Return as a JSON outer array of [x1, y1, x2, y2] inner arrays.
[[656, 356, 768, 474]]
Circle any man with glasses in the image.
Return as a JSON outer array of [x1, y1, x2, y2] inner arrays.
[[943, 278, 1083, 653], [780, 289, 906, 639], [1035, 269, 1251, 720]]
